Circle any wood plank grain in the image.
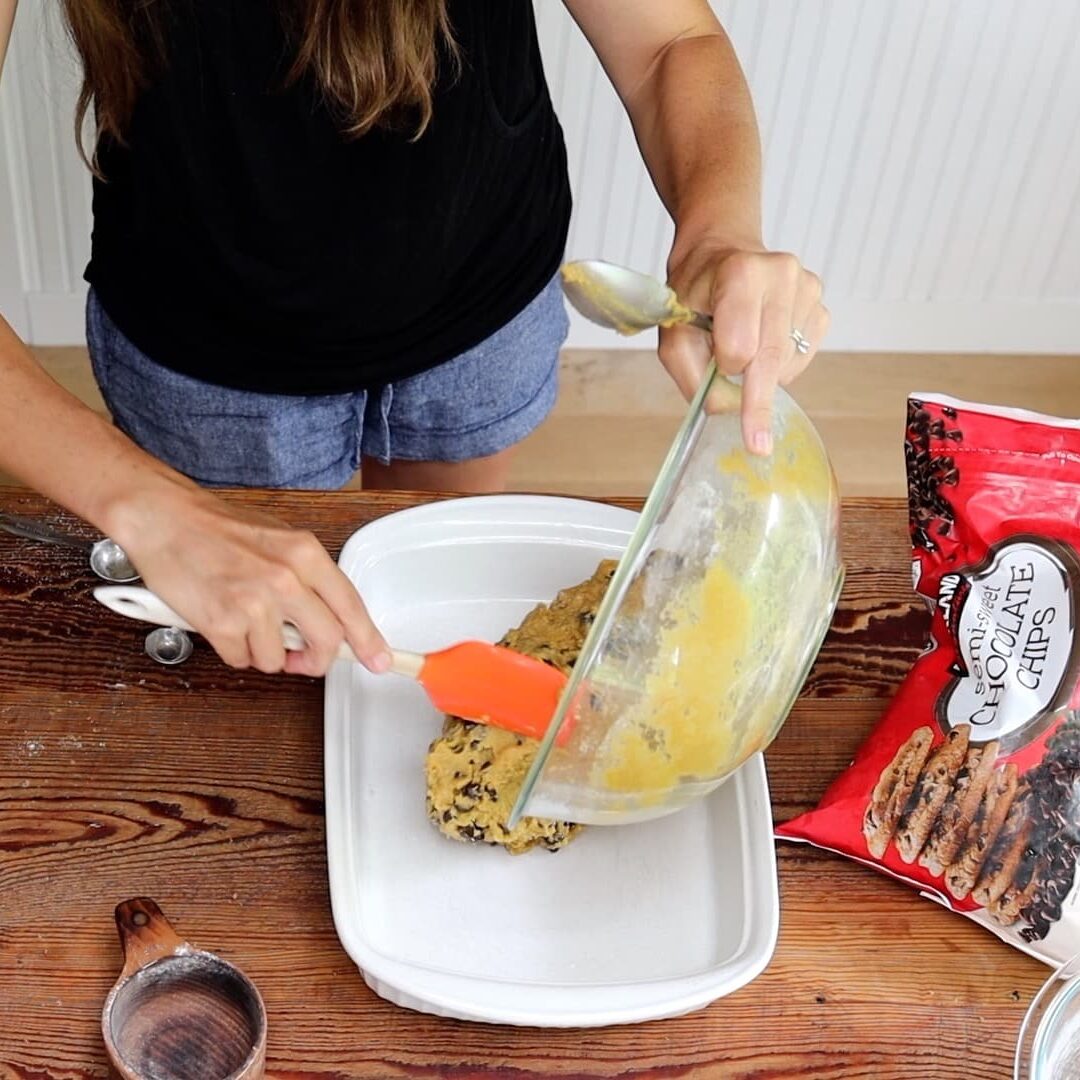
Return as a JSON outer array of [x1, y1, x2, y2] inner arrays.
[[0, 486, 1047, 1079]]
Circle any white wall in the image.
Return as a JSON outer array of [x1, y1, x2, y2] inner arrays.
[[0, 3, 88, 343], [2, 1, 1079, 352]]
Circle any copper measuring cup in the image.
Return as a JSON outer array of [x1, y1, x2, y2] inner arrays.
[[102, 898, 267, 1080]]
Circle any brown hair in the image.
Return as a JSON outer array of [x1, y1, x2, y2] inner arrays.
[[61, 0, 456, 173]]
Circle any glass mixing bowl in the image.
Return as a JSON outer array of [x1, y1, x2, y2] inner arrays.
[[511, 363, 843, 826]]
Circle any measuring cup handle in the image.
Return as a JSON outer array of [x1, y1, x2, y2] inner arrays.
[[96, 586, 359, 663], [114, 898, 189, 977], [94, 586, 196, 633]]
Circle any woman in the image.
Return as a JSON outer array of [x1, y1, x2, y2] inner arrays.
[[0, 0, 828, 676]]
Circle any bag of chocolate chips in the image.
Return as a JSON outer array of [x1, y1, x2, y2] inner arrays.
[[777, 393, 1080, 965]]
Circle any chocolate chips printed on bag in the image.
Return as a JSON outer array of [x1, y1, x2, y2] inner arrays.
[[777, 394, 1080, 965]]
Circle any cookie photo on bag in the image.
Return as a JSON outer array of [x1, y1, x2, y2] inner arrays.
[[863, 726, 933, 859], [944, 762, 1019, 901], [895, 725, 970, 864], [919, 740, 998, 876]]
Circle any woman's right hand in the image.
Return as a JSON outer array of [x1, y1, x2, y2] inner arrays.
[[0, 311, 382, 677], [106, 482, 390, 677]]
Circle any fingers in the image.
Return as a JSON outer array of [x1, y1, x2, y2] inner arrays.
[[657, 322, 712, 405], [205, 625, 252, 671], [737, 259, 796, 454], [276, 529, 390, 674], [135, 506, 388, 678], [784, 284, 830, 387], [202, 591, 284, 674], [281, 588, 346, 677], [740, 344, 782, 456], [708, 252, 827, 455], [710, 253, 763, 379], [247, 610, 287, 675], [659, 262, 757, 417]]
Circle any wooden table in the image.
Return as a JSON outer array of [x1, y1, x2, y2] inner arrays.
[[0, 486, 1047, 1079]]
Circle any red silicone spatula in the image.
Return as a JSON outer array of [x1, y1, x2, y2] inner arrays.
[[389, 640, 568, 740], [93, 585, 569, 742]]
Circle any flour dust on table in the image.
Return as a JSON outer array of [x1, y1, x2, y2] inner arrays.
[[779, 395, 1080, 966]]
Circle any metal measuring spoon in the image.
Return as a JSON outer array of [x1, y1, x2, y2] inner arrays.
[[0, 512, 139, 583], [90, 538, 139, 583], [144, 627, 193, 665]]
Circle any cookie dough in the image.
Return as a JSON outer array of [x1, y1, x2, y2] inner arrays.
[[425, 560, 616, 854]]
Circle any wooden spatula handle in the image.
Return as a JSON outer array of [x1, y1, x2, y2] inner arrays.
[[388, 650, 424, 678], [267, 620, 425, 673]]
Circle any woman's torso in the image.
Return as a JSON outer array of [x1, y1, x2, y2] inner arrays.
[[86, 0, 571, 394]]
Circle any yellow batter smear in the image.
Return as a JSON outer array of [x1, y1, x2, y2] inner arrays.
[[598, 409, 834, 799], [658, 297, 695, 328], [717, 409, 833, 500], [601, 559, 751, 793]]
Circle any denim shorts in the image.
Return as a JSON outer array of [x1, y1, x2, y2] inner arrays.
[[86, 276, 569, 488]]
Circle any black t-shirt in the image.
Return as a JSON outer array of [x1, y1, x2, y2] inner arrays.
[[85, 1, 572, 394]]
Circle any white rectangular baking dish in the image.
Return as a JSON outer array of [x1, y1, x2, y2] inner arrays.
[[324, 495, 779, 1026]]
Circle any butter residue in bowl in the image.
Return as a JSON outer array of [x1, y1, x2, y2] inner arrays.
[[595, 411, 836, 803], [600, 556, 753, 795]]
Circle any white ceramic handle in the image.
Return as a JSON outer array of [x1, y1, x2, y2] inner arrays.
[[94, 585, 196, 633], [93, 585, 363, 662]]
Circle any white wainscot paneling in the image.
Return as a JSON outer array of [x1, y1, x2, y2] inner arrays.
[[537, 0, 1080, 353], [0, 2, 89, 342], [1, 1, 1078, 351]]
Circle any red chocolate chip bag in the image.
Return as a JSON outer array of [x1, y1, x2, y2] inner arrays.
[[777, 393, 1080, 965]]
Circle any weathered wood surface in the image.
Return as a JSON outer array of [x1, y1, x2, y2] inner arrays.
[[0, 487, 1045, 1079]]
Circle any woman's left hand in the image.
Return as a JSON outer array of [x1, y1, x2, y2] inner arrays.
[[659, 237, 829, 456]]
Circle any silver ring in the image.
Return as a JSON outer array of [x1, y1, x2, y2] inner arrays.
[[790, 328, 811, 355]]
